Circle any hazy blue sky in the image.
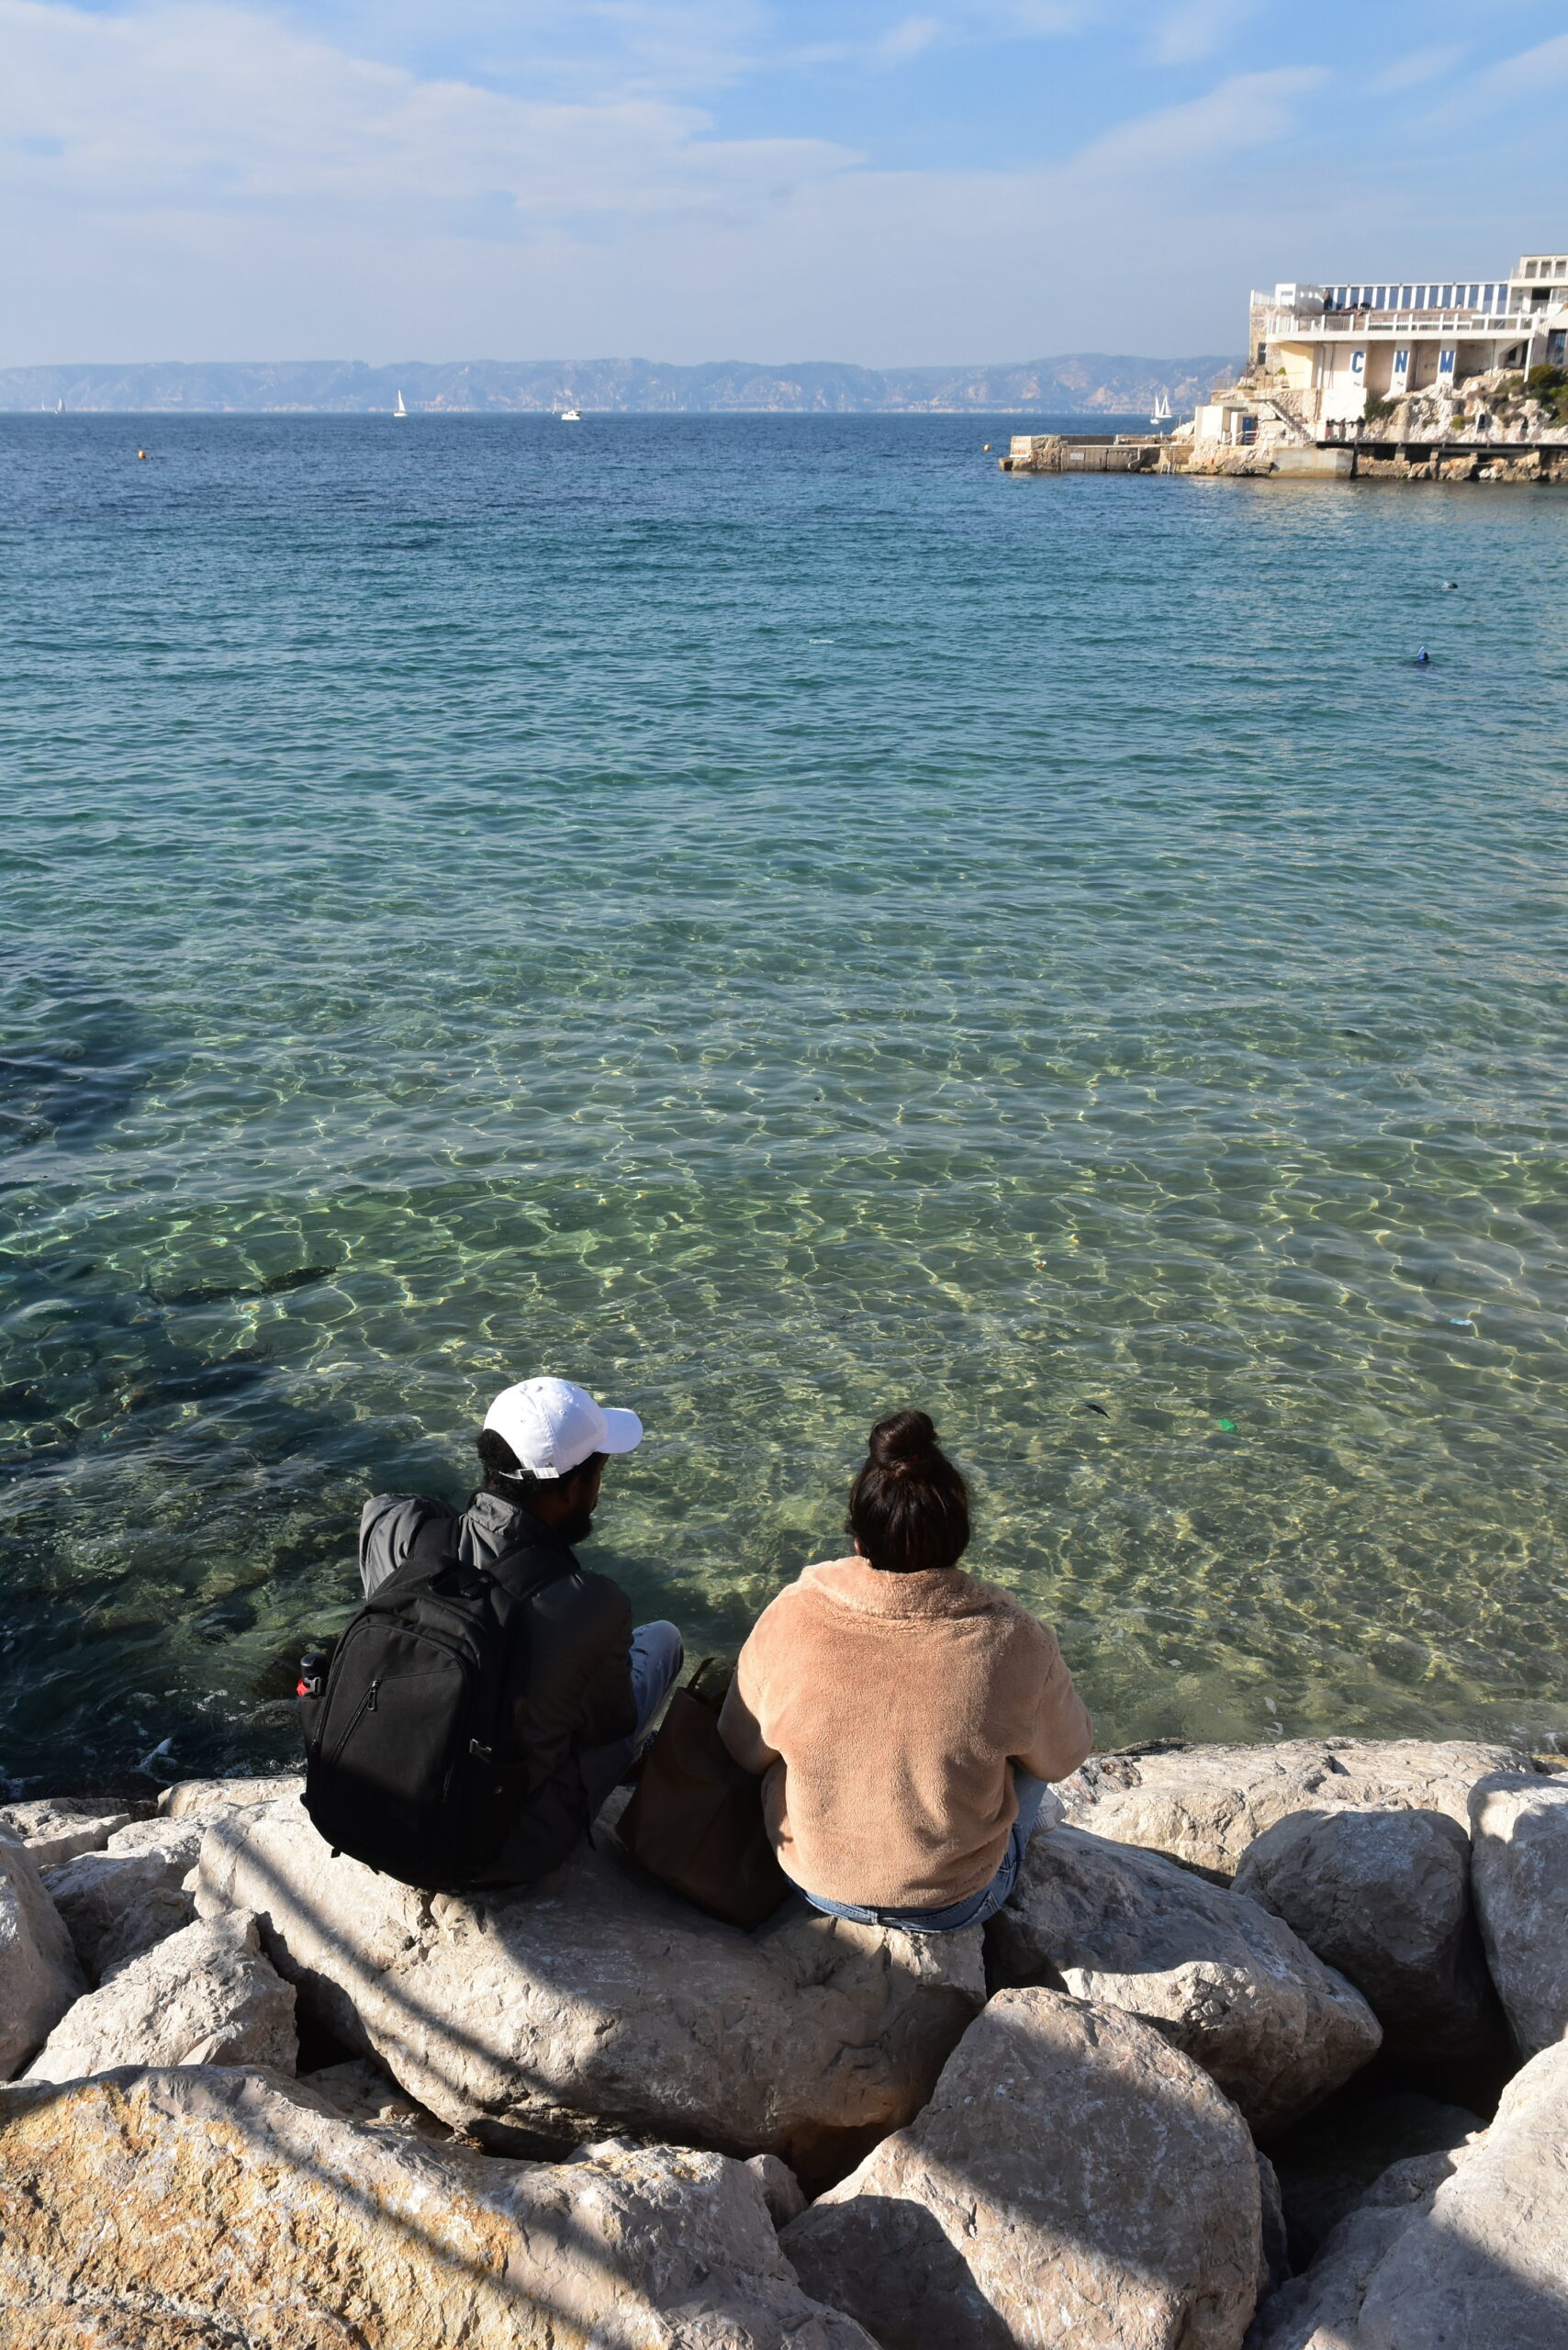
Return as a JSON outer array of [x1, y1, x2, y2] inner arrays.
[[3, 0, 1565, 364]]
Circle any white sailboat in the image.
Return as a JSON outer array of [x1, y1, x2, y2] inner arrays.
[[394, 390, 409, 418], [560, 407, 581, 422], [56, 397, 64, 414], [1148, 392, 1172, 426]]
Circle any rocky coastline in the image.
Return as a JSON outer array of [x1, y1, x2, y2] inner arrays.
[[3, 1736, 1566, 2345]]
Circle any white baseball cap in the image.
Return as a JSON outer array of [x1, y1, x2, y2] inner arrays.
[[483, 1376, 643, 1480]]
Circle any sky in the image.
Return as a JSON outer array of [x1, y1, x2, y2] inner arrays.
[[2, 0, 1566, 365]]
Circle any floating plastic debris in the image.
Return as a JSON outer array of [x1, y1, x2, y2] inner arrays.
[[1216, 1417, 1237, 1432]]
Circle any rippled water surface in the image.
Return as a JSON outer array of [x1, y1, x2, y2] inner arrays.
[[2, 411, 1566, 1789]]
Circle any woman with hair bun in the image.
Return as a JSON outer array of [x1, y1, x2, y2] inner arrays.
[[719, 1409, 1092, 1930]]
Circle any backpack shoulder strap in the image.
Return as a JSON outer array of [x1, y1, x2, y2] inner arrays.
[[404, 1504, 461, 1572], [485, 1531, 575, 1606]]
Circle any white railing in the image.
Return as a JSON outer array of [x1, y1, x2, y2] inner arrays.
[[1263, 308, 1560, 338]]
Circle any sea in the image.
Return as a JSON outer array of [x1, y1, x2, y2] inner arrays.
[[2, 410, 1565, 1794]]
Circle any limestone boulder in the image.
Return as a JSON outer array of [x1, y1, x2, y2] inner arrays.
[[0, 1834, 85, 2079], [303, 2055, 454, 2140], [1247, 2036, 1568, 2348], [748, 2153, 809, 2228], [159, 1772, 305, 1821], [987, 1825, 1381, 2137], [194, 1795, 985, 2182], [0, 2066, 878, 2348], [0, 1796, 139, 1868], [1232, 1806, 1501, 2064], [1059, 1740, 1532, 1881], [24, 1912, 297, 2082], [43, 1817, 207, 1981], [1468, 1772, 1568, 2057], [783, 1986, 1263, 2350], [1244, 2148, 1471, 2348], [1265, 2084, 1482, 2266]]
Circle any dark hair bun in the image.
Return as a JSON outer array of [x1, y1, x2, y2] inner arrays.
[[849, 1409, 969, 1573], [868, 1408, 939, 1466]]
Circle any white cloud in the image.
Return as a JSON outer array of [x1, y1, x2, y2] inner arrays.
[[1152, 0, 1257, 68], [0, 0, 856, 229], [1073, 65, 1327, 172], [873, 14, 944, 62], [1367, 43, 1463, 95], [1481, 29, 1568, 99]]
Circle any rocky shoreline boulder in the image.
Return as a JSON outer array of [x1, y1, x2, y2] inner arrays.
[[784, 1986, 1264, 2350], [1232, 1805, 1502, 2066], [1247, 2034, 1568, 2348], [194, 1793, 985, 2181], [0, 2065, 878, 2348], [986, 1825, 1382, 2137], [1468, 1772, 1568, 2058], [1058, 1740, 1534, 1882], [0, 1832, 85, 2079], [43, 1816, 208, 1982], [0, 1796, 141, 1869], [24, 1913, 297, 2082]]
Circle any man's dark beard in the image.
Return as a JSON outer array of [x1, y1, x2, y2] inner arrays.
[[556, 1502, 596, 1546]]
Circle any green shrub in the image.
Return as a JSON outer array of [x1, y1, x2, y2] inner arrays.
[[1525, 364, 1568, 422], [1361, 393, 1395, 425]]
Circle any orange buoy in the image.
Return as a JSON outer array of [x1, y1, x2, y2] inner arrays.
[[137, 449, 149, 460]]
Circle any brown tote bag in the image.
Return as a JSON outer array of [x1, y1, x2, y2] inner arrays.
[[617, 1659, 792, 1930]]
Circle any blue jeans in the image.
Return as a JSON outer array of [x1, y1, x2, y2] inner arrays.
[[801, 1770, 1057, 1933], [580, 1620, 685, 1823]]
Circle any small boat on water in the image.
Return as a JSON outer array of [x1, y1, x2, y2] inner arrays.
[[560, 408, 581, 422], [394, 391, 409, 418], [1148, 393, 1172, 426]]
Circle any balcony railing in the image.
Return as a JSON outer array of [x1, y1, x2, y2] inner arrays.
[[1263, 308, 1557, 339]]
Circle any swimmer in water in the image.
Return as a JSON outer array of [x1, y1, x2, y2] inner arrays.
[[137, 449, 149, 461], [1416, 646, 1430, 665]]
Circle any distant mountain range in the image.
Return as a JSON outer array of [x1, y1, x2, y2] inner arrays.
[[0, 354, 1237, 416]]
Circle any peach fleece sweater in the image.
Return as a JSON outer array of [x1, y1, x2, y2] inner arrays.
[[718, 1556, 1092, 1909]]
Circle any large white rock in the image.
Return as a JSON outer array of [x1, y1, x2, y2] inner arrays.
[[195, 1795, 985, 2180], [1247, 2036, 1568, 2349], [1233, 1805, 1501, 2064], [24, 1912, 297, 2082], [0, 2065, 878, 2348], [1060, 1741, 1532, 1881], [159, 1773, 305, 1821], [0, 1797, 138, 1869], [0, 1834, 85, 2080], [1468, 1772, 1568, 2057], [988, 1825, 1381, 2137], [43, 1818, 207, 1982], [783, 1986, 1263, 2350]]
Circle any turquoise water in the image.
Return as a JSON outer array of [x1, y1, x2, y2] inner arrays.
[[2, 412, 1566, 1792]]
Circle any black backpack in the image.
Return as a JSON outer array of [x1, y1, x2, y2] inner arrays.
[[299, 1512, 562, 1890]]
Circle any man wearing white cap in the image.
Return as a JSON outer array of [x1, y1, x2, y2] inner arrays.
[[357, 1376, 684, 1886]]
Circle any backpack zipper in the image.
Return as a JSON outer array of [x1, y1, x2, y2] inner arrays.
[[325, 1675, 380, 1765]]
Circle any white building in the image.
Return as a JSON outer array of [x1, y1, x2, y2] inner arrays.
[[1237, 252, 1568, 430]]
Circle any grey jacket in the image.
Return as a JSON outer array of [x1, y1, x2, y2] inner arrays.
[[359, 1485, 544, 1595], [355, 1485, 637, 1886]]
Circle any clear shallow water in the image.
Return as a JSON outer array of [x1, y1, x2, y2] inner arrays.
[[2, 411, 1566, 1792]]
